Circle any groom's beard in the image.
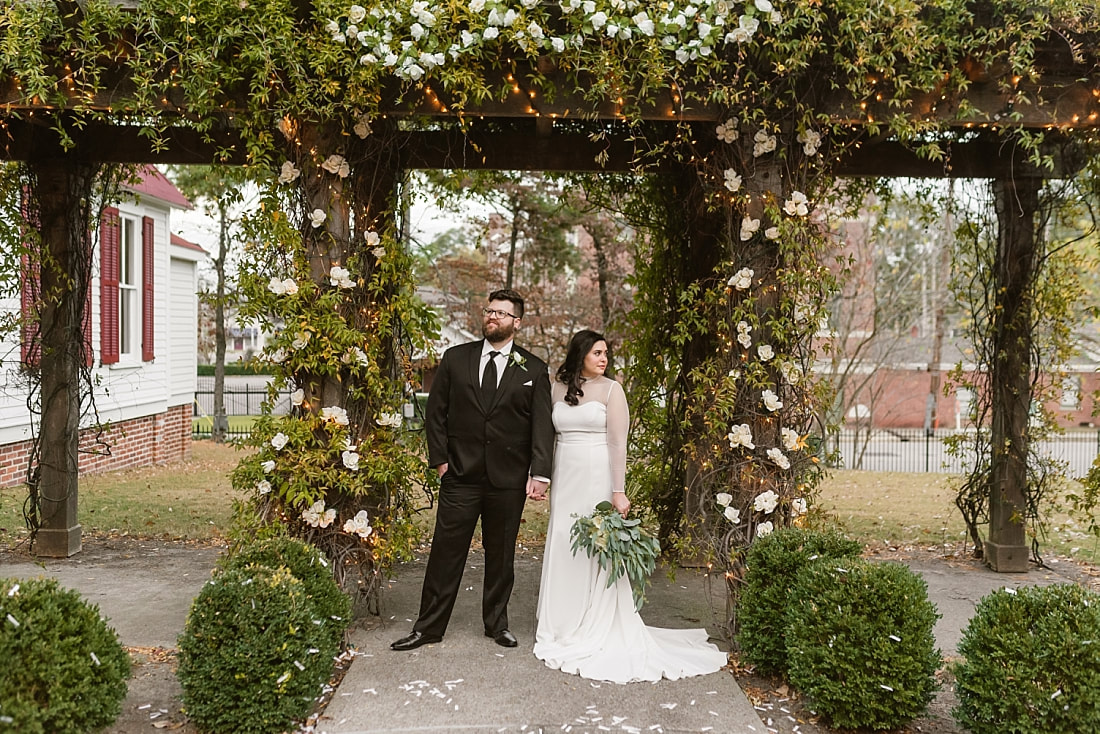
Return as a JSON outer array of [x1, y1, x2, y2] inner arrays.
[[482, 320, 515, 343]]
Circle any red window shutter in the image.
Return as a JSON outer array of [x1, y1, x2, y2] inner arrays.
[[141, 216, 155, 361], [100, 207, 120, 365], [19, 189, 40, 368]]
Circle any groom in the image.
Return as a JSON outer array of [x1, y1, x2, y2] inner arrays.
[[392, 288, 554, 651]]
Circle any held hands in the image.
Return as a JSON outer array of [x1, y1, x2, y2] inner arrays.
[[611, 491, 630, 517], [526, 477, 549, 500]]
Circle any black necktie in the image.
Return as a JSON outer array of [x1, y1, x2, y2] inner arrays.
[[481, 351, 500, 406]]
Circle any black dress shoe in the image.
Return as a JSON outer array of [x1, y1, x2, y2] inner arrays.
[[391, 631, 442, 651], [485, 629, 518, 647]]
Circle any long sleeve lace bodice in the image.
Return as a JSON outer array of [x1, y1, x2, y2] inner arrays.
[[551, 377, 629, 494]]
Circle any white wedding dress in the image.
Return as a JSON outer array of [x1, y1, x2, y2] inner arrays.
[[533, 377, 727, 683]]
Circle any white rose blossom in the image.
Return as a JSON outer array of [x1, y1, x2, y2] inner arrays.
[[737, 320, 753, 348], [781, 427, 800, 451], [257, 480, 272, 495], [754, 0, 774, 12], [268, 276, 287, 295], [757, 344, 774, 361], [290, 388, 304, 406], [723, 168, 742, 192], [348, 4, 366, 24], [753, 129, 777, 157], [716, 492, 733, 507], [783, 191, 810, 217], [727, 423, 755, 449], [365, 230, 380, 246], [321, 154, 351, 178], [767, 447, 791, 470], [342, 449, 360, 471], [723, 505, 741, 524], [791, 497, 808, 516], [330, 265, 354, 289], [282, 278, 299, 295], [354, 114, 372, 139], [757, 520, 774, 538], [321, 406, 350, 426], [271, 432, 289, 451], [343, 510, 373, 539], [780, 360, 802, 385], [798, 128, 822, 156], [740, 216, 760, 241], [309, 209, 327, 228], [765, 226, 780, 240], [291, 331, 311, 350], [278, 161, 300, 184], [269, 347, 287, 363], [377, 411, 403, 428], [762, 389, 783, 412], [715, 119, 739, 143], [261, 460, 276, 473], [754, 489, 780, 513], [728, 267, 754, 290]]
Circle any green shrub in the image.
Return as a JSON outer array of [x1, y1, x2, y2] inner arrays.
[[178, 566, 341, 734], [0, 577, 131, 734], [953, 583, 1100, 734], [785, 559, 941, 730], [218, 535, 351, 643], [738, 527, 862, 674]]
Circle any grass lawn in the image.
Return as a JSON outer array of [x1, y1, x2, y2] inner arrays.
[[3, 443, 1098, 565], [191, 415, 258, 434]]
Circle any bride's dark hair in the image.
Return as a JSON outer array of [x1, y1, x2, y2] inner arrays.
[[556, 329, 606, 406]]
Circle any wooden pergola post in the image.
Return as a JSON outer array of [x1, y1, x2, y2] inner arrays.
[[31, 157, 97, 558], [984, 174, 1041, 572]]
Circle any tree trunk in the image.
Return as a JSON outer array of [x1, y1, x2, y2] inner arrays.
[[212, 209, 229, 442], [31, 159, 98, 557], [505, 196, 520, 289], [985, 176, 1039, 572], [926, 180, 955, 433], [590, 231, 615, 374]]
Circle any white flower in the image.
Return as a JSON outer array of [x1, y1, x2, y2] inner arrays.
[[377, 411, 403, 428], [791, 497, 808, 516], [257, 480, 272, 495], [767, 447, 791, 470], [715, 119, 739, 143], [271, 432, 289, 451], [291, 331, 311, 350], [330, 265, 354, 289], [780, 360, 802, 385], [754, 0, 774, 12], [757, 344, 774, 361], [728, 267, 754, 290], [727, 423, 755, 449], [353, 115, 372, 139], [282, 278, 299, 295], [278, 161, 300, 184], [342, 450, 360, 471], [268, 276, 287, 295], [762, 389, 783, 412], [269, 347, 287, 364], [290, 388, 304, 406], [319, 508, 336, 528], [469, 0, 485, 11], [739, 14, 760, 35], [309, 209, 327, 228], [551, 36, 566, 53], [753, 129, 777, 157], [344, 346, 370, 365], [321, 154, 350, 178], [302, 500, 327, 528], [372, 245, 386, 259], [783, 191, 810, 217], [737, 320, 753, 348], [634, 13, 655, 36], [716, 492, 733, 507], [765, 226, 780, 240], [343, 510, 373, 539], [483, 26, 499, 40], [770, 10, 782, 23], [261, 459, 276, 473], [675, 48, 690, 63], [754, 489, 780, 513], [756, 520, 774, 538], [527, 21, 544, 39], [723, 168, 742, 192], [781, 427, 800, 451], [321, 406, 350, 426], [348, 4, 366, 24], [725, 26, 753, 43], [798, 128, 822, 156], [365, 230, 380, 246], [590, 11, 608, 29], [723, 505, 741, 524], [740, 216, 760, 241]]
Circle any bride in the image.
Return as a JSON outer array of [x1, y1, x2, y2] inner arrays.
[[533, 330, 727, 683]]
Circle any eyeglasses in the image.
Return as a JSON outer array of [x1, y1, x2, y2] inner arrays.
[[482, 308, 518, 320]]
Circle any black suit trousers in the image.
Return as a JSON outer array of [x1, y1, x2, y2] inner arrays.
[[413, 474, 528, 638]]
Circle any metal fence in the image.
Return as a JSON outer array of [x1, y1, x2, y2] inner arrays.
[[829, 427, 1100, 477], [193, 385, 291, 417]]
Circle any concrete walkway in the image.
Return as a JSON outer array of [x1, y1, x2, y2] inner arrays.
[[1, 540, 1094, 733]]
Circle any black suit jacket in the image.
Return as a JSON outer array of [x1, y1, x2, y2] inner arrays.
[[426, 340, 554, 488]]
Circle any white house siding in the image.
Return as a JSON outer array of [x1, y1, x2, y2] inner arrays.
[[169, 252, 201, 408]]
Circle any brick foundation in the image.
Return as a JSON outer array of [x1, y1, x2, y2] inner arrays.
[[0, 404, 192, 489]]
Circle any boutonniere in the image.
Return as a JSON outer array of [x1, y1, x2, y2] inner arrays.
[[507, 351, 528, 371]]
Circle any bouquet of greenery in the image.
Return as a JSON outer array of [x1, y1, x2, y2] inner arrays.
[[570, 500, 661, 611]]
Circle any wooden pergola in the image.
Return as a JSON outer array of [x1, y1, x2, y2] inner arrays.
[[4, 18, 1099, 571]]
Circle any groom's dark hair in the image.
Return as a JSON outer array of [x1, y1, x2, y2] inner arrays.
[[488, 288, 525, 319]]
